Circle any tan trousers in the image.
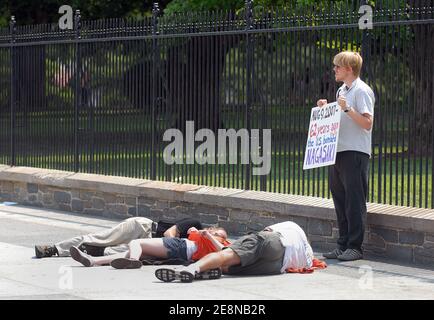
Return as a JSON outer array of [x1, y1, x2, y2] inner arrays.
[[55, 217, 153, 256]]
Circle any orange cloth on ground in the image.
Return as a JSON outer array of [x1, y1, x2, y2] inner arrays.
[[285, 258, 327, 274], [188, 231, 231, 261]]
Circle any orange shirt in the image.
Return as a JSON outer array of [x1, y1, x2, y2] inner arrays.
[[187, 231, 231, 261]]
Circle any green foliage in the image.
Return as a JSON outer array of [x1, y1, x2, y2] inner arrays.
[[164, 0, 243, 13], [0, 16, 8, 28], [163, 0, 344, 15], [0, 0, 411, 26], [0, 0, 168, 26]]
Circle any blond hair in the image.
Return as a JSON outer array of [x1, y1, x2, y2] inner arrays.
[[333, 51, 363, 77]]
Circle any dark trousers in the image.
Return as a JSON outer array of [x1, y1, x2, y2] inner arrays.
[[329, 151, 369, 252]]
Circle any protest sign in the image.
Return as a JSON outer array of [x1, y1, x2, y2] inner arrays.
[[303, 102, 341, 170]]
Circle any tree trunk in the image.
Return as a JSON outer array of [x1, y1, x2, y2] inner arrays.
[[165, 35, 233, 133], [15, 47, 46, 113]]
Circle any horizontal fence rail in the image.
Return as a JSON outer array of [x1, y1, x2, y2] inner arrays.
[[0, 0, 433, 208]]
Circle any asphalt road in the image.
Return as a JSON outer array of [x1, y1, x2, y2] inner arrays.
[[1, 203, 434, 300]]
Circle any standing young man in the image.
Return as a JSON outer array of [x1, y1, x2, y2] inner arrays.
[[317, 51, 375, 261]]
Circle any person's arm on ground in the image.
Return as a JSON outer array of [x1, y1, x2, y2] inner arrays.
[[201, 230, 225, 251], [163, 225, 179, 238], [187, 227, 199, 234], [188, 227, 226, 251], [174, 218, 203, 238]]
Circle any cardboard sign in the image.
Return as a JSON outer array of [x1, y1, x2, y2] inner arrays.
[[303, 102, 341, 170]]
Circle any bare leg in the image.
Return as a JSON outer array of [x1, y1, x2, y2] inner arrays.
[[129, 238, 169, 260], [70, 246, 128, 267], [91, 252, 129, 266], [110, 238, 171, 270], [72, 238, 169, 268], [180, 249, 241, 275], [93, 238, 169, 266], [195, 249, 241, 272]]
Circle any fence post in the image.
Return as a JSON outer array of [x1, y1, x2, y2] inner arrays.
[[151, 3, 160, 180], [74, 10, 81, 173], [360, 0, 371, 80], [9, 16, 16, 167], [360, 0, 374, 202], [245, 0, 254, 190]]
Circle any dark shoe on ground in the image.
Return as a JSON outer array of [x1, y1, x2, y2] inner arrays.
[[70, 246, 94, 267], [338, 249, 363, 261], [155, 268, 194, 283], [322, 248, 343, 259], [35, 245, 58, 258], [110, 258, 142, 269], [194, 268, 222, 280], [78, 244, 106, 257]]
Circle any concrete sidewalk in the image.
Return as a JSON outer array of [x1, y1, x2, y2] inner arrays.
[[1, 203, 434, 300]]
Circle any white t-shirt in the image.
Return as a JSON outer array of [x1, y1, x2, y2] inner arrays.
[[268, 221, 314, 273], [336, 77, 375, 157], [185, 239, 198, 260]]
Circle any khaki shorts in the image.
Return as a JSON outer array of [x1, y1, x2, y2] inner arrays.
[[226, 231, 285, 276]]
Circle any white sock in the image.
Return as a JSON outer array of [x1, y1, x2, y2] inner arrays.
[[184, 264, 200, 274]]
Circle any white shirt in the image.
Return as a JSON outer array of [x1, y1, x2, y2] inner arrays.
[[268, 221, 314, 273], [185, 239, 197, 260], [336, 77, 375, 157]]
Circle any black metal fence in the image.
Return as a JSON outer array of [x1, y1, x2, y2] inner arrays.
[[0, 0, 433, 208]]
